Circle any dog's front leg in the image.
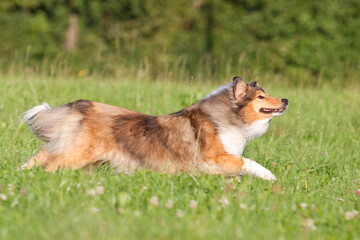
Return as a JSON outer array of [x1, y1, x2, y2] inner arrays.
[[240, 157, 277, 181], [213, 154, 276, 181]]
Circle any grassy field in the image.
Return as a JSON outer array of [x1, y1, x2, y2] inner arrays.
[[0, 74, 359, 240]]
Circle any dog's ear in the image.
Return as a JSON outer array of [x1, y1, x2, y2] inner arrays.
[[249, 81, 259, 88], [233, 76, 247, 100]]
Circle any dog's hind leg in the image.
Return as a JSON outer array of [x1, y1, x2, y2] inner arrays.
[[42, 143, 103, 172], [19, 150, 49, 170]]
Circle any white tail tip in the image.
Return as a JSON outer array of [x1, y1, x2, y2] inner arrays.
[[23, 103, 51, 122]]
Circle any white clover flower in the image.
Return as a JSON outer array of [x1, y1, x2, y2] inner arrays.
[[219, 197, 229, 207], [176, 209, 184, 218], [239, 203, 247, 210], [345, 210, 358, 220], [189, 200, 198, 209], [90, 207, 100, 213], [96, 186, 104, 195], [300, 202, 307, 210], [0, 193, 7, 201], [87, 189, 96, 196], [304, 218, 316, 231], [165, 200, 173, 209], [149, 196, 159, 206]]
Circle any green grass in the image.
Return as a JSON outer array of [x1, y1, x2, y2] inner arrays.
[[0, 74, 359, 240]]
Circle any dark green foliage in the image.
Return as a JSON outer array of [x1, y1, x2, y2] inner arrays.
[[0, 0, 359, 81]]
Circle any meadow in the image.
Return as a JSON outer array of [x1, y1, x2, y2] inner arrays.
[[0, 72, 359, 240]]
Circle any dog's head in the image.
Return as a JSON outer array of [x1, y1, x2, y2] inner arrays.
[[232, 76, 288, 122]]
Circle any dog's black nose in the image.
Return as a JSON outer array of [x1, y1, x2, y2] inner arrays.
[[281, 98, 289, 105]]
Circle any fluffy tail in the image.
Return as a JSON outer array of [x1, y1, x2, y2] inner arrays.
[[23, 103, 51, 122], [22, 102, 75, 142], [23, 100, 92, 146]]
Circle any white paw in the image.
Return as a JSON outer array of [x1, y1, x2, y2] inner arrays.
[[260, 168, 277, 181], [241, 158, 277, 181], [17, 163, 29, 171]]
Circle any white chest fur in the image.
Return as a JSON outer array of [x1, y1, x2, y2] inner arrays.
[[218, 119, 270, 156]]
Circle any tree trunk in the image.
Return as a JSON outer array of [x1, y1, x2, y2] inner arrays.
[[63, 14, 78, 51]]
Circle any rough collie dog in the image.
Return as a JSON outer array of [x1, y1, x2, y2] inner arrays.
[[22, 77, 288, 181]]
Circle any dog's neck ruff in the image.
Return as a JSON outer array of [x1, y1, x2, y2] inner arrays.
[[217, 119, 270, 156], [202, 82, 271, 156], [205, 83, 232, 99]]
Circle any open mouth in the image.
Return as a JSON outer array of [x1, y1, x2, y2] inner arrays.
[[259, 107, 286, 114]]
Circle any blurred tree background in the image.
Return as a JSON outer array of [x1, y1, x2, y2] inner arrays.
[[0, 0, 359, 82]]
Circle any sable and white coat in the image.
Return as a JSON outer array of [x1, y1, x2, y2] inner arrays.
[[22, 77, 288, 181]]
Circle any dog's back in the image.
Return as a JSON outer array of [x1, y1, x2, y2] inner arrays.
[[23, 100, 199, 172]]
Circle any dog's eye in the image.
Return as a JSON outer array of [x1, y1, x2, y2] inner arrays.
[[257, 95, 265, 99]]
